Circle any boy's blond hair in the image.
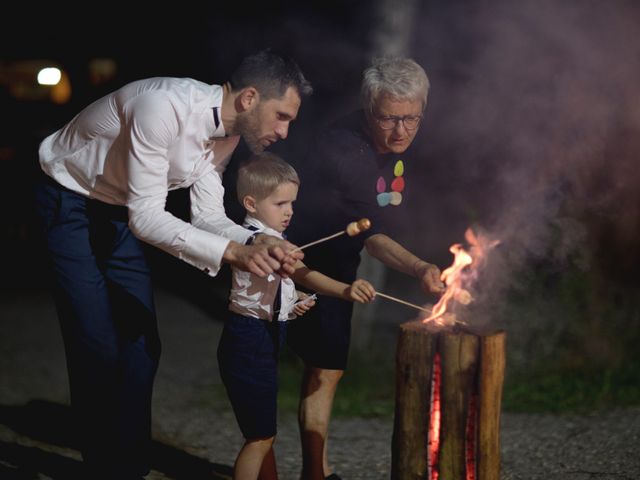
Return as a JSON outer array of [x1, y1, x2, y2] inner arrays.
[[236, 152, 300, 202]]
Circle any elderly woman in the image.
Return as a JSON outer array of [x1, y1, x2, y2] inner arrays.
[[287, 57, 445, 480]]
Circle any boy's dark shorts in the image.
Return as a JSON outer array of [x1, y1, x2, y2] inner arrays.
[[287, 295, 354, 370], [217, 313, 286, 439]]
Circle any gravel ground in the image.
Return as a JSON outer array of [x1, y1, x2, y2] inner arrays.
[[1, 288, 639, 480]]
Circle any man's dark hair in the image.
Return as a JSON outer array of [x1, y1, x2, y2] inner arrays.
[[230, 49, 313, 100]]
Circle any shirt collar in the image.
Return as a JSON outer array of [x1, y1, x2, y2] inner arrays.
[[243, 216, 283, 239], [208, 85, 226, 139]]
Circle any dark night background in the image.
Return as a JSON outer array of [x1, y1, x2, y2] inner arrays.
[[2, 0, 640, 404], [2, 1, 473, 314]]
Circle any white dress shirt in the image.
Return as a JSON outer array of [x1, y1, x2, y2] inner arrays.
[[39, 77, 252, 276], [229, 217, 298, 322]]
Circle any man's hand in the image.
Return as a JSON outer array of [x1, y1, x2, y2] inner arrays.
[[415, 261, 446, 294], [223, 241, 289, 278], [252, 233, 304, 278]]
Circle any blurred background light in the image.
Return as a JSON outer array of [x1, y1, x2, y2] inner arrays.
[[88, 58, 117, 86], [1, 60, 70, 102], [37, 67, 61, 85]]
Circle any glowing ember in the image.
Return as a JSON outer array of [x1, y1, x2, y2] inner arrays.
[[427, 352, 441, 480], [423, 228, 499, 325], [427, 352, 478, 480], [465, 393, 478, 480]]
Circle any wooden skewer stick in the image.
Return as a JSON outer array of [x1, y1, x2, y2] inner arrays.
[[375, 291, 431, 313], [291, 218, 371, 253], [291, 230, 345, 252], [376, 291, 468, 326]]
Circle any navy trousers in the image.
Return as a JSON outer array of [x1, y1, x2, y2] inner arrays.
[[34, 173, 161, 479]]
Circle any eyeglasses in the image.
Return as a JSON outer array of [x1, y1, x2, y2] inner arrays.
[[373, 114, 423, 131]]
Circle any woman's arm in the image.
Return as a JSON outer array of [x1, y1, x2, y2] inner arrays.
[[364, 233, 445, 294]]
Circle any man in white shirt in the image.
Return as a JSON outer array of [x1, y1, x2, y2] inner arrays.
[[34, 50, 312, 480]]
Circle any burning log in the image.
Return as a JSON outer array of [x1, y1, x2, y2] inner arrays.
[[391, 320, 506, 480]]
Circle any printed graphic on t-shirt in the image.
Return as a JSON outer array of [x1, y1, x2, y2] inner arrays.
[[376, 159, 405, 207]]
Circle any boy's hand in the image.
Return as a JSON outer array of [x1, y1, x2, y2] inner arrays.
[[347, 279, 376, 303], [292, 292, 317, 316], [253, 234, 304, 278]]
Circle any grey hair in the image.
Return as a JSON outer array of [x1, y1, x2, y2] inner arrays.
[[360, 57, 430, 112], [237, 152, 300, 203]]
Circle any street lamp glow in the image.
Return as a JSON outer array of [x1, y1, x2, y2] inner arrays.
[[37, 67, 62, 86]]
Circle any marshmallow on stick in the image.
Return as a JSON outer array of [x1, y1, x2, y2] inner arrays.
[[292, 218, 371, 252], [346, 218, 371, 236]]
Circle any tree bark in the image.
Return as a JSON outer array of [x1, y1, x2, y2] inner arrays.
[[438, 332, 479, 480], [370, 0, 420, 57], [391, 320, 436, 479], [477, 331, 506, 480], [392, 321, 505, 480]]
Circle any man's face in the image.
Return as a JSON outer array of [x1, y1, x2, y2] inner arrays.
[[366, 94, 424, 155], [250, 181, 298, 233], [236, 87, 301, 154]]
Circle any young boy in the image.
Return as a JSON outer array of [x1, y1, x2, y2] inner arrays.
[[217, 152, 375, 480]]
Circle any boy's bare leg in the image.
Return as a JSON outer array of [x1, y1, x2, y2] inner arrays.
[[298, 366, 344, 480], [235, 436, 277, 480]]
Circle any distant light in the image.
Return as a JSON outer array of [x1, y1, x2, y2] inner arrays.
[[37, 67, 62, 86], [88, 58, 117, 85]]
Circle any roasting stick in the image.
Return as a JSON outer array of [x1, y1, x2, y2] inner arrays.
[[291, 218, 371, 253], [375, 292, 430, 313], [375, 291, 468, 326], [291, 231, 344, 251]]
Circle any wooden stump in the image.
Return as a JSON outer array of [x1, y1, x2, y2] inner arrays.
[[391, 321, 436, 479], [391, 320, 506, 480]]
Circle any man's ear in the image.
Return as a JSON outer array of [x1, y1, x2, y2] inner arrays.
[[243, 195, 258, 213], [237, 87, 259, 112]]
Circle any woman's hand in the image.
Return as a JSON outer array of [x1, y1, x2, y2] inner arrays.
[[415, 261, 445, 294]]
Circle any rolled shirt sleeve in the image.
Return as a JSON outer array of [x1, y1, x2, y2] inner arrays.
[[124, 92, 242, 276], [189, 137, 253, 245], [39, 78, 246, 277], [190, 170, 252, 238]]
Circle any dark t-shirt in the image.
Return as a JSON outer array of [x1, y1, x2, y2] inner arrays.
[[288, 110, 419, 282]]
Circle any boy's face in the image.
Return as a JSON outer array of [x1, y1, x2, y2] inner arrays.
[[246, 181, 298, 233]]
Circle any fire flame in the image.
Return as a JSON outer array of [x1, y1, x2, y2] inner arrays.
[[423, 227, 499, 325]]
